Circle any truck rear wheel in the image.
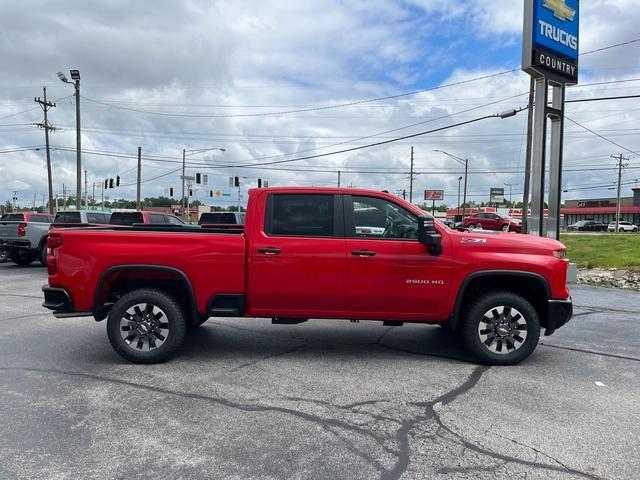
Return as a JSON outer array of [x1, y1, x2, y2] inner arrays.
[[39, 242, 48, 266], [10, 250, 34, 266], [460, 291, 540, 365], [107, 288, 187, 364]]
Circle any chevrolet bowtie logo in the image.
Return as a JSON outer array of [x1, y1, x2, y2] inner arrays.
[[542, 0, 576, 22]]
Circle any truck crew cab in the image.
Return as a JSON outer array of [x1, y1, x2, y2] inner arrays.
[[43, 187, 572, 365]]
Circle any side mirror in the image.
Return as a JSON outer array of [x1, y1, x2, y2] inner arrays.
[[418, 216, 442, 256]]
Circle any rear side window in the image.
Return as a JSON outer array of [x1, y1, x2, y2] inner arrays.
[[148, 214, 166, 224], [54, 212, 81, 223], [266, 194, 335, 237], [29, 215, 53, 223], [86, 213, 109, 224], [2, 214, 25, 221], [109, 212, 143, 225]]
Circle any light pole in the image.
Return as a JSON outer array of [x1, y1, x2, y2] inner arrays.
[[504, 183, 514, 206], [434, 150, 468, 219], [457, 176, 462, 221], [181, 147, 226, 219], [58, 69, 81, 208]]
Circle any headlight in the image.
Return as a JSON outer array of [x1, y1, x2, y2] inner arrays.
[[552, 249, 567, 259]]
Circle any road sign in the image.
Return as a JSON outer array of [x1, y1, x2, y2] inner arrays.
[[490, 188, 505, 204], [215, 191, 221, 197], [424, 190, 444, 201]]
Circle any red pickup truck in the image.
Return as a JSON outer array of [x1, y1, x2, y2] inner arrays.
[[43, 187, 572, 365]]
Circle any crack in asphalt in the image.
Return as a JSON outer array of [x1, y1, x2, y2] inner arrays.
[[539, 343, 640, 362]]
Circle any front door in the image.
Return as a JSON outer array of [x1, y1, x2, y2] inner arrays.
[[248, 193, 348, 317], [344, 194, 452, 320]]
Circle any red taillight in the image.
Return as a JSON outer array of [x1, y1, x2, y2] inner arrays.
[[17, 223, 27, 237], [47, 235, 63, 275]]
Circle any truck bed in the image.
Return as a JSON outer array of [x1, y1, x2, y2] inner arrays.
[[48, 226, 246, 315]]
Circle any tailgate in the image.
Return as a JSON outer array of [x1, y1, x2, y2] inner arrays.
[[0, 222, 21, 241]]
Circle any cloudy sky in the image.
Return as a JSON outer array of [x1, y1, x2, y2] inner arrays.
[[1, 0, 639, 210]]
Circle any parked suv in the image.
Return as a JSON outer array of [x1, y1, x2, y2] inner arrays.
[[463, 212, 521, 232], [607, 221, 638, 232]]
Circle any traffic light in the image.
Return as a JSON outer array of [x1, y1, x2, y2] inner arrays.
[[234, 176, 240, 187], [109, 178, 114, 189], [196, 173, 201, 184], [104, 179, 108, 190], [257, 178, 262, 188], [116, 176, 120, 187], [169, 187, 174, 197], [209, 190, 213, 197], [189, 188, 193, 196]]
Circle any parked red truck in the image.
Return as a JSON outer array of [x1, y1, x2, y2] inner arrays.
[[43, 187, 572, 365]]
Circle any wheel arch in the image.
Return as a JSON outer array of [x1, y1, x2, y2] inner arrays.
[[93, 265, 199, 325], [449, 271, 550, 331]]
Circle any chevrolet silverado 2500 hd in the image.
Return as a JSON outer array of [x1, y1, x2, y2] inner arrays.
[[43, 187, 572, 365]]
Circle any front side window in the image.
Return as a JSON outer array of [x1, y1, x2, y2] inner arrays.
[[267, 194, 334, 237], [166, 215, 184, 225], [350, 196, 418, 240]]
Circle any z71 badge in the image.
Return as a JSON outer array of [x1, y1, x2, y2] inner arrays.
[[461, 237, 487, 244]]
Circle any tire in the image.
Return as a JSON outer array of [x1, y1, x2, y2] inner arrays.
[[467, 224, 476, 230], [619, 228, 624, 232], [501, 224, 510, 232], [0, 249, 8, 263], [460, 291, 541, 365], [107, 288, 187, 364], [634, 228, 638, 232], [39, 242, 48, 266], [9, 250, 34, 266]]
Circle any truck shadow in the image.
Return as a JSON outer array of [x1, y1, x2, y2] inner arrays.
[[179, 321, 477, 364]]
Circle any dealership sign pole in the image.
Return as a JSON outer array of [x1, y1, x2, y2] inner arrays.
[[522, 0, 579, 239]]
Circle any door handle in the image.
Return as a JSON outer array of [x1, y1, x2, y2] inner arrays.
[[351, 250, 376, 257], [258, 247, 281, 255]]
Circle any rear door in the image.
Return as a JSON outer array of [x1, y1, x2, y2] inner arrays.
[[248, 193, 347, 317]]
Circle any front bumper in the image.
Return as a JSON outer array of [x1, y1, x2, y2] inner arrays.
[[545, 297, 573, 336]]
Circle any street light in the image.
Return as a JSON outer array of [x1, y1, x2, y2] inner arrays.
[[181, 147, 226, 220], [434, 149, 468, 219], [58, 69, 81, 208], [457, 176, 463, 221], [504, 183, 514, 205]]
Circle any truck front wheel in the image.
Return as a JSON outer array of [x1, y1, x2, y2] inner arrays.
[[460, 291, 540, 365], [107, 288, 187, 363]]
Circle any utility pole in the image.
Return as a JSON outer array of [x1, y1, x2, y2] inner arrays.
[[136, 146, 142, 210], [612, 154, 629, 233], [41, 193, 45, 211], [92, 182, 95, 210], [34, 86, 56, 214], [32, 192, 36, 211], [521, 77, 535, 234], [101, 181, 105, 209], [181, 148, 186, 215], [62, 184, 66, 211], [409, 146, 415, 203], [337, 170, 341, 188], [84, 170, 88, 209]]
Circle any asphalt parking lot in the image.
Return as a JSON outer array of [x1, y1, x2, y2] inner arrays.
[[0, 263, 638, 480]]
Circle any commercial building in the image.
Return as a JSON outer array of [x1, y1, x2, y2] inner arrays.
[[561, 188, 640, 227]]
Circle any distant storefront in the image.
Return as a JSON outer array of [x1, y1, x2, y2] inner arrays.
[[445, 188, 640, 228]]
